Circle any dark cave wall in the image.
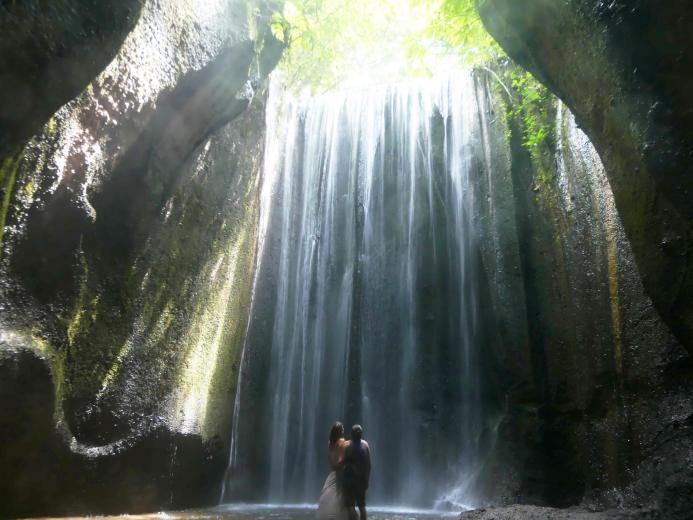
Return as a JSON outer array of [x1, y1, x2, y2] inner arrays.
[[478, 0, 693, 356], [0, 0, 284, 517], [0, 0, 143, 156], [470, 69, 692, 518], [470, 1, 693, 514]]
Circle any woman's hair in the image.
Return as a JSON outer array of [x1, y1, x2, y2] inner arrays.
[[329, 421, 345, 445]]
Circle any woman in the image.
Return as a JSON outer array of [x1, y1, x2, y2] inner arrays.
[[316, 422, 352, 520]]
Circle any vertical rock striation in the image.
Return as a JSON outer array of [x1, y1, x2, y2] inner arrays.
[[470, 68, 692, 518], [478, 0, 693, 356]]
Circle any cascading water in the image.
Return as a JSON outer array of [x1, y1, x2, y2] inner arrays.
[[223, 71, 492, 509]]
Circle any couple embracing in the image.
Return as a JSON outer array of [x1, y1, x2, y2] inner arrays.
[[317, 422, 371, 520]]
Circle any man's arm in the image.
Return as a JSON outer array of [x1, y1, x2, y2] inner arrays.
[[364, 442, 371, 489]]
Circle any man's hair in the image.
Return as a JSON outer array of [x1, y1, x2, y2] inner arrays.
[[351, 424, 363, 441]]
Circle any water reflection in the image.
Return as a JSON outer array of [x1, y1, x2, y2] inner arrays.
[[50, 504, 462, 520]]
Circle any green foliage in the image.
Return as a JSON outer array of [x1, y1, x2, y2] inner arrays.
[[500, 68, 559, 206], [509, 70, 552, 152], [417, 0, 501, 64], [273, 0, 502, 92]]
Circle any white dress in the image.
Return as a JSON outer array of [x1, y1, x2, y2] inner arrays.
[[316, 470, 352, 520]]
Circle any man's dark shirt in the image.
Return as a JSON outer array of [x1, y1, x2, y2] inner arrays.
[[342, 439, 371, 505]]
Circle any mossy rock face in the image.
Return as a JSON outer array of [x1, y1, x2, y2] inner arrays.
[[473, 5, 693, 511], [468, 68, 692, 516], [0, 339, 229, 518], [0, 0, 284, 515], [0, 0, 143, 155], [479, 0, 693, 355]]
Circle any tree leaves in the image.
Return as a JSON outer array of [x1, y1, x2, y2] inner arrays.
[[422, 0, 501, 64], [273, 0, 501, 92]]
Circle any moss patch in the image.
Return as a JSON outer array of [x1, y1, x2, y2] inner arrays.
[[0, 150, 25, 250]]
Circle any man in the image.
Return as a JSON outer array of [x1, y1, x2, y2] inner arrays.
[[342, 424, 371, 520]]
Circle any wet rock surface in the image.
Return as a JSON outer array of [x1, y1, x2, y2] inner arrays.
[[0, 0, 143, 156], [0, 342, 226, 517], [472, 1, 693, 515], [459, 505, 658, 520], [0, 351, 226, 517], [479, 0, 693, 355], [0, 0, 283, 517], [466, 70, 692, 517]]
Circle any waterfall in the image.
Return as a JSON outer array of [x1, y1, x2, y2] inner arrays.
[[224, 71, 489, 509]]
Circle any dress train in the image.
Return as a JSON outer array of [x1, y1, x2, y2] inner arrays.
[[316, 470, 352, 520]]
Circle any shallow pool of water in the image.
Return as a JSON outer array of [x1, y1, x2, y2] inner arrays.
[[83, 504, 461, 520]]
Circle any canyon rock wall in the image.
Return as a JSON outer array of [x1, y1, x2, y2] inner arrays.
[[471, 69, 692, 519], [0, 1, 282, 517], [479, 0, 693, 356], [471, 2, 693, 515], [0, 0, 143, 156]]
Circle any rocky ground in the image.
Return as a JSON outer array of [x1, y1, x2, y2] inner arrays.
[[459, 506, 659, 520]]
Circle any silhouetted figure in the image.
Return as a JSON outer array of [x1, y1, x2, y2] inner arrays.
[[317, 422, 351, 520], [342, 424, 371, 520]]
